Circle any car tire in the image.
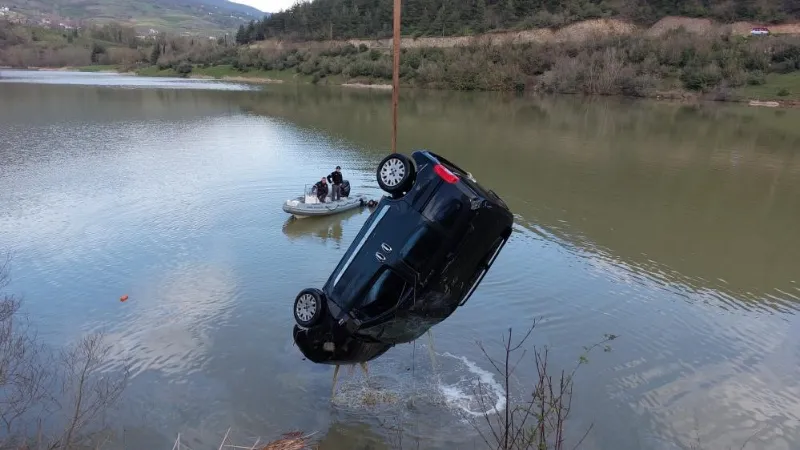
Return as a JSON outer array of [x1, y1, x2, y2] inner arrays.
[[294, 288, 325, 328], [376, 153, 416, 195]]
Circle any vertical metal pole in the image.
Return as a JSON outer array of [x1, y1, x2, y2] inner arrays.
[[391, 0, 401, 154]]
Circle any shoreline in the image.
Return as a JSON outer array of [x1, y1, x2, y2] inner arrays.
[[189, 74, 285, 84], [4, 65, 798, 108], [341, 83, 393, 90], [142, 70, 800, 108], [108, 68, 800, 108]]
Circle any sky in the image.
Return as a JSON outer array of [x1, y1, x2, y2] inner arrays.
[[229, 0, 298, 13]]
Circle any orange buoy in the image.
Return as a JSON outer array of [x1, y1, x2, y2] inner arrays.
[[120, 294, 129, 302]]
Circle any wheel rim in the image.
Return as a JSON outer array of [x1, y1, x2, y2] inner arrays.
[[380, 158, 406, 187], [296, 293, 317, 322]]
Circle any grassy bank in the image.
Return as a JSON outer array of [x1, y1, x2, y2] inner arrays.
[[738, 73, 800, 100], [134, 63, 339, 84], [79, 61, 800, 106], [73, 64, 120, 72]]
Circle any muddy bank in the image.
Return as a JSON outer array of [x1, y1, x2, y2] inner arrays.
[[341, 83, 392, 90]]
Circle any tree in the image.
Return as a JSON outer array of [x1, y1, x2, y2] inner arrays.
[[474, 0, 488, 33], [238, 0, 800, 41], [235, 24, 247, 44], [150, 43, 161, 65], [90, 43, 105, 64]]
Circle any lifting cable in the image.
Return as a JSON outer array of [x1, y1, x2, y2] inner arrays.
[[391, 0, 401, 154]]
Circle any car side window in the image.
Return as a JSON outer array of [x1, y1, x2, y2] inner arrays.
[[400, 225, 442, 272], [422, 192, 464, 230], [360, 268, 407, 316]]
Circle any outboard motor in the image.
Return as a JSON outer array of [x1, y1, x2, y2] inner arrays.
[[341, 180, 351, 198]]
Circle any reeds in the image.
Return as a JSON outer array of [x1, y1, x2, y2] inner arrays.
[[172, 429, 317, 450]]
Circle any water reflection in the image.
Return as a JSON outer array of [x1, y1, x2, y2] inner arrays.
[[4, 73, 800, 450], [0, 69, 256, 91], [0, 80, 248, 131], [241, 87, 800, 312], [281, 211, 361, 245], [316, 421, 392, 450], [96, 261, 239, 378]]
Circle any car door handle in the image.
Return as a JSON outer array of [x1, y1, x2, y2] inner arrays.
[[381, 243, 392, 253], [375, 252, 386, 262]]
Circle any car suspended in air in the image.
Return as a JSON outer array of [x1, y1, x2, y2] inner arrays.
[[292, 150, 514, 365]]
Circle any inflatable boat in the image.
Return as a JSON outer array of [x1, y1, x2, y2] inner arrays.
[[282, 180, 369, 218]]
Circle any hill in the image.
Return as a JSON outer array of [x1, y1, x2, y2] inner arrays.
[[1, 0, 267, 35], [236, 0, 800, 42]]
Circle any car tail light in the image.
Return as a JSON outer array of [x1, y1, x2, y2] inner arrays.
[[434, 164, 459, 184]]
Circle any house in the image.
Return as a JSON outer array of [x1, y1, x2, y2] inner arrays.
[[750, 27, 770, 36]]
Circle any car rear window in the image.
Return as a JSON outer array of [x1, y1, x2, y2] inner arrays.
[[432, 153, 468, 177]]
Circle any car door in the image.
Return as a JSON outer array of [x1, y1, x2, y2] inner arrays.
[[325, 199, 418, 314]]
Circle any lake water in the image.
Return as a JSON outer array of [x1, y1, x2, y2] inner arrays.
[[2, 69, 800, 450]]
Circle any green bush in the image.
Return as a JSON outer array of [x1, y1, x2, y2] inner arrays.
[[304, 60, 319, 75], [746, 71, 766, 85], [681, 64, 723, 91], [284, 54, 299, 68], [175, 61, 192, 76]]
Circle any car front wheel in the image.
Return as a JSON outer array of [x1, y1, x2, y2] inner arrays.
[[294, 288, 325, 327], [376, 153, 416, 195]]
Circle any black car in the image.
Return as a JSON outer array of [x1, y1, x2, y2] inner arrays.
[[292, 150, 514, 365]]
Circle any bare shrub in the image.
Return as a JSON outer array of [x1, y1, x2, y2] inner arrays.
[[469, 320, 617, 450], [0, 45, 38, 67], [0, 254, 130, 449], [105, 47, 144, 66], [0, 254, 51, 442], [540, 56, 583, 94], [52, 333, 129, 449], [584, 47, 626, 95]]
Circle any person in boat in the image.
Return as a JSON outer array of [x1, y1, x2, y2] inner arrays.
[[327, 166, 343, 201], [311, 177, 328, 202]]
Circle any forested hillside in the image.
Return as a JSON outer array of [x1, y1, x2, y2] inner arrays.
[[236, 0, 800, 42], [0, 20, 231, 67], [3, 0, 799, 103]]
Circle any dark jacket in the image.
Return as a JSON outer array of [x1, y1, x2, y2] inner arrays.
[[327, 170, 343, 185], [312, 181, 328, 197]]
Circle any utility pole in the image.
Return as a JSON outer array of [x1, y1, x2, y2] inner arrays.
[[391, 0, 401, 154]]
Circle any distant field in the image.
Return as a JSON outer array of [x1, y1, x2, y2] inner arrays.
[[739, 74, 800, 100], [2, 0, 263, 35]]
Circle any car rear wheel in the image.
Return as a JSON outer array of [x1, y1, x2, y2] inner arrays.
[[294, 288, 325, 327], [376, 153, 415, 195]]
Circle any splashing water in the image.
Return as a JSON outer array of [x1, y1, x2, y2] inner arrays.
[[329, 343, 507, 420], [437, 352, 507, 417]]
